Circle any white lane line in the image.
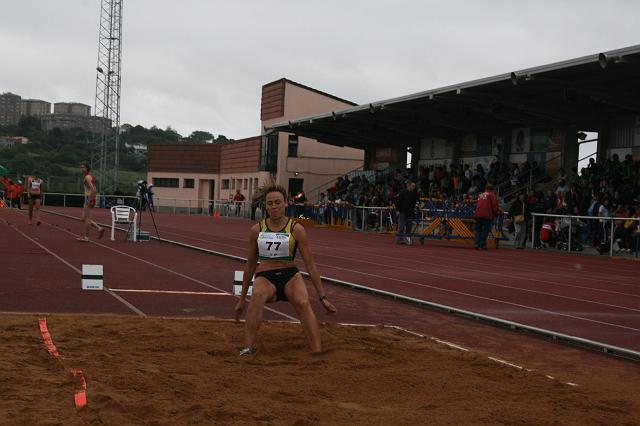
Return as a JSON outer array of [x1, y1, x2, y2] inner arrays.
[[110, 289, 230, 296], [39, 210, 640, 333], [316, 262, 640, 332], [105, 288, 147, 317], [310, 251, 640, 313], [41, 219, 298, 322], [0, 217, 146, 317], [126, 220, 640, 297]]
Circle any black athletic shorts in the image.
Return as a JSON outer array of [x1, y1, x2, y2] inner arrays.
[[29, 194, 41, 200], [254, 267, 300, 302]]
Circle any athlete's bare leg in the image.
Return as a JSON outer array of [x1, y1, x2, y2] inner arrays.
[[242, 277, 276, 349], [28, 199, 34, 224], [285, 275, 322, 353], [33, 199, 41, 225], [80, 204, 104, 240]]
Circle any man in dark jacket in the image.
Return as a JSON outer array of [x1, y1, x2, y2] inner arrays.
[[474, 183, 500, 249], [395, 182, 419, 245]]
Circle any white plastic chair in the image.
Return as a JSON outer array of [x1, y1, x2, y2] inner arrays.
[[110, 205, 138, 242]]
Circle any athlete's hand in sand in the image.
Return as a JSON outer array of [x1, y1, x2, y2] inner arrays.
[[234, 299, 246, 321], [321, 298, 337, 314]]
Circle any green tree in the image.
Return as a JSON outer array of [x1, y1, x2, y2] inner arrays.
[[186, 130, 214, 144]]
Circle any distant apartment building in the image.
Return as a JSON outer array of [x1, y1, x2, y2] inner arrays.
[[0, 136, 29, 148], [41, 114, 111, 133], [54, 102, 91, 116], [21, 99, 51, 117], [0, 92, 22, 126]]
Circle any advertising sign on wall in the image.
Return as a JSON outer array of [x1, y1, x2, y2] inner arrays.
[[511, 128, 530, 153]]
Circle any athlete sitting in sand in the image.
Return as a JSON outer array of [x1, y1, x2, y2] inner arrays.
[[234, 184, 337, 355]]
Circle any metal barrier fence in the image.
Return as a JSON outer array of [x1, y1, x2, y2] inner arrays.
[[39, 192, 256, 219], [531, 212, 640, 258]]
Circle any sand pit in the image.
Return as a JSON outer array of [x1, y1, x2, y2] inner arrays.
[[1, 314, 638, 425]]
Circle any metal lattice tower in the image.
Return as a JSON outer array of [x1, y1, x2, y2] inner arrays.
[[94, 0, 123, 195]]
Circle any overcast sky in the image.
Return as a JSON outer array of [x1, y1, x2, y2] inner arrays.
[[1, 0, 638, 139]]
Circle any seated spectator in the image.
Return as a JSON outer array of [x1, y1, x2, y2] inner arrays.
[[540, 218, 557, 248]]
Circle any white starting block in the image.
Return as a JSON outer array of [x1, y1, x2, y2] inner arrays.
[[233, 270, 253, 296], [82, 264, 104, 290]]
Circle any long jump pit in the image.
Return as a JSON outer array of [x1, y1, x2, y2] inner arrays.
[[1, 314, 638, 425]]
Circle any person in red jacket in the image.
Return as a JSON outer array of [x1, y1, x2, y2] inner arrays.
[[15, 180, 24, 209], [6, 180, 17, 208], [473, 182, 500, 250]]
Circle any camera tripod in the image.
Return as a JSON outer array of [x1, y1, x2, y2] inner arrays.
[[134, 191, 161, 242]]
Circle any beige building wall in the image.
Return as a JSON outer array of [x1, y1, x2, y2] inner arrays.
[[261, 80, 364, 199], [147, 171, 272, 208]]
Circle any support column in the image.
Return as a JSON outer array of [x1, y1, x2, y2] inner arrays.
[[563, 126, 579, 171]]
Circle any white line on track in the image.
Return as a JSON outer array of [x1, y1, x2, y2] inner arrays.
[[41, 210, 640, 331], [316, 262, 640, 332], [0, 217, 146, 317], [136, 222, 640, 297], [172, 220, 638, 281], [110, 289, 230, 296], [39, 218, 298, 322], [311, 251, 640, 313]]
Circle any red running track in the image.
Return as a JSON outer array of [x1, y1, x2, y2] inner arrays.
[[32, 206, 640, 354]]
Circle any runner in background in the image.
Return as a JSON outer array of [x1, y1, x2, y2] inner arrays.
[[27, 172, 44, 225], [77, 162, 105, 242]]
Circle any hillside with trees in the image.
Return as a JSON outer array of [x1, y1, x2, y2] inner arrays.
[[0, 117, 230, 194]]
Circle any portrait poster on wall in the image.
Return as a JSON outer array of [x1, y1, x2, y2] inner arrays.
[[530, 128, 552, 152], [511, 128, 530, 153], [548, 129, 565, 152]]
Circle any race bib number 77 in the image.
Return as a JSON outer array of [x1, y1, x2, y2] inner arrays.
[[257, 232, 290, 259]]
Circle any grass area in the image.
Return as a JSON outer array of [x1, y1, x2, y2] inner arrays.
[[45, 166, 145, 195]]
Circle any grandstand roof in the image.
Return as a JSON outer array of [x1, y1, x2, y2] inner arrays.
[[267, 44, 640, 148]]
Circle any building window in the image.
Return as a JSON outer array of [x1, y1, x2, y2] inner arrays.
[[231, 179, 235, 190], [183, 178, 194, 188], [260, 133, 278, 172], [243, 179, 248, 190], [152, 178, 179, 188], [221, 179, 229, 189], [288, 135, 298, 157]]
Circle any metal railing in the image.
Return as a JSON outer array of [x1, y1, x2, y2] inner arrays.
[[39, 192, 257, 219], [531, 212, 639, 257]]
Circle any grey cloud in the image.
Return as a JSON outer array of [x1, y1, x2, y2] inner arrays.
[[1, 0, 639, 138]]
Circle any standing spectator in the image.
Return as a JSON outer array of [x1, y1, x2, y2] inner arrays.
[[532, 191, 547, 249], [250, 187, 263, 221], [395, 181, 419, 245], [146, 184, 155, 212], [0, 175, 9, 200], [473, 183, 500, 250], [15, 179, 24, 209], [233, 189, 245, 216], [597, 198, 612, 250], [509, 193, 529, 249], [6, 180, 17, 208]]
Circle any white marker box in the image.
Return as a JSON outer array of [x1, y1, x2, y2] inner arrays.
[[233, 270, 253, 296], [82, 264, 104, 290]]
